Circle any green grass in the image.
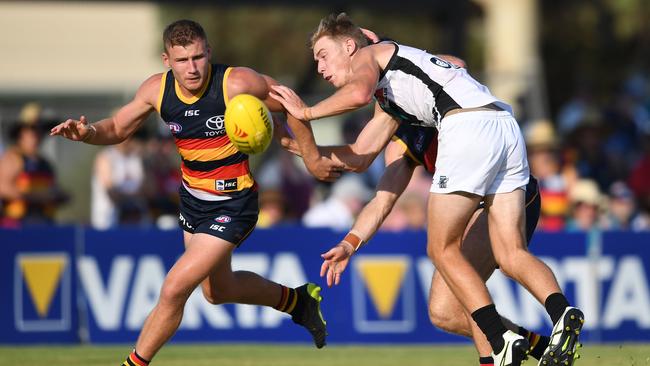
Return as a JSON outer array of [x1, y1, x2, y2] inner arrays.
[[0, 344, 649, 366]]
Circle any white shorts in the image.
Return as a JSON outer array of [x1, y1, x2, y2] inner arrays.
[[430, 110, 530, 196]]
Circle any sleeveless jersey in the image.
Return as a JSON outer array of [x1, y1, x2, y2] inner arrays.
[[158, 64, 255, 201], [392, 123, 438, 174], [375, 42, 509, 128]]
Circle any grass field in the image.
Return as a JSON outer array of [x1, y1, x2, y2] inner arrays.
[[1, 344, 649, 366]]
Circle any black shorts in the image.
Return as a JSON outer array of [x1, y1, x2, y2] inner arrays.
[[178, 185, 259, 246]]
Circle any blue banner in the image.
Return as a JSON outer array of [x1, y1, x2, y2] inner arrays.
[[2, 226, 649, 344], [0, 226, 78, 343]]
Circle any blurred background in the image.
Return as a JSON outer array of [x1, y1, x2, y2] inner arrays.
[[1, 0, 649, 361], [1, 0, 649, 232]]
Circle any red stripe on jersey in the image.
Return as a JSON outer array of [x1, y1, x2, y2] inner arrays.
[[175, 135, 230, 150]]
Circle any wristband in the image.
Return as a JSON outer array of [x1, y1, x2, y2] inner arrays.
[[342, 232, 364, 252], [82, 124, 97, 143]]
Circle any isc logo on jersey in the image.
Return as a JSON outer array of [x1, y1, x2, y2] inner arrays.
[[351, 255, 416, 333], [15, 253, 71, 331]]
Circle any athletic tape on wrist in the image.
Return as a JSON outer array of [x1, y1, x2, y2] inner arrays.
[[342, 232, 364, 252]]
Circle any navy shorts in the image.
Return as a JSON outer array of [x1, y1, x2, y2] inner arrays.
[[178, 185, 259, 246], [524, 176, 541, 245]]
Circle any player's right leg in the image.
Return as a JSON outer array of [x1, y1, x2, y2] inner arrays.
[[127, 232, 238, 364]]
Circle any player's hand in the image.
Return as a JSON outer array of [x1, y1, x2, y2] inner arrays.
[[360, 27, 380, 43], [280, 136, 302, 157], [304, 156, 345, 182], [50, 116, 91, 141], [269, 85, 308, 121], [320, 242, 355, 287]]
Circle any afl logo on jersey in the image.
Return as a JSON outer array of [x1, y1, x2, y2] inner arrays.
[[206, 115, 225, 130], [168, 122, 182, 134]]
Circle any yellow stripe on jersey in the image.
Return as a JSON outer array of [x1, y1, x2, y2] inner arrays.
[[222, 67, 233, 105], [178, 143, 239, 162], [174, 64, 212, 104], [391, 135, 423, 166], [156, 72, 168, 113], [183, 173, 255, 194]]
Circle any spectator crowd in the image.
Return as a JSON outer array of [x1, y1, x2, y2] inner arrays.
[[2, 73, 650, 233]]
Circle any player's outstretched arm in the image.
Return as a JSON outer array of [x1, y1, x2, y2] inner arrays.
[[323, 103, 398, 172], [280, 103, 398, 173], [270, 46, 380, 121], [320, 141, 415, 287], [50, 75, 159, 144]]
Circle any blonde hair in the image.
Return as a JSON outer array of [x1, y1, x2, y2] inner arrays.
[[309, 13, 369, 49]]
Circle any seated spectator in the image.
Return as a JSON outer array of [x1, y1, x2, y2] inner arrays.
[[142, 134, 181, 230], [525, 120, 570, 231], [91, 136, 148, 229], [605, 181, 648, 231], [565, 179, 608, 232], [302, 174, 372, 231], [0, 122, 68, 227]]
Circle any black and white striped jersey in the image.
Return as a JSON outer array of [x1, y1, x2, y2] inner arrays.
[[374, 42, 510, 129]]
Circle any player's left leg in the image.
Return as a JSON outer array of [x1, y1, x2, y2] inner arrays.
[[486, 189, 583, 366], [198, 239, 326, 348], [429, 209, 548, 366]]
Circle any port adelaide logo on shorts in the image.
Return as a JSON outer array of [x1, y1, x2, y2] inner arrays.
[[205, 115, 226, 137], [438, 176, 448, 189], [214, 215, 231, 223]]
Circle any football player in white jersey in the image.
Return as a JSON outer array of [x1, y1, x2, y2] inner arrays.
[[271, 13, 583, 366]]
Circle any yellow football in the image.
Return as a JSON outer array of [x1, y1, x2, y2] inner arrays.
[[224, 94, 273, 155]]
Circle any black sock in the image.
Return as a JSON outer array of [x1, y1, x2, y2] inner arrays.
[[471, 304, 507, 354], [545, 293, 570, 324], [517, 326, 551, 360], [479, 356, 494, 365]]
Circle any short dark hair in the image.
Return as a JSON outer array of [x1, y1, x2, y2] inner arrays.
[[163, 19, 207, 51], [310, 13, 369, 49]]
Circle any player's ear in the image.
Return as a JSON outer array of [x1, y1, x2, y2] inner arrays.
[[344, 38, 358, 56], [162, 51, 170, 68]]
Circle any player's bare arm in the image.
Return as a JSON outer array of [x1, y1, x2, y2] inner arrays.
[[320, 103, 399, 172], [50, 74, 159, 144], [270, 45, 383, 121], [320, 140, 415, 287]]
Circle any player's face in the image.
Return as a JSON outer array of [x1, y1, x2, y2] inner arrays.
[[163, 39, 211, 93], [313, 36, 354, 88]]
